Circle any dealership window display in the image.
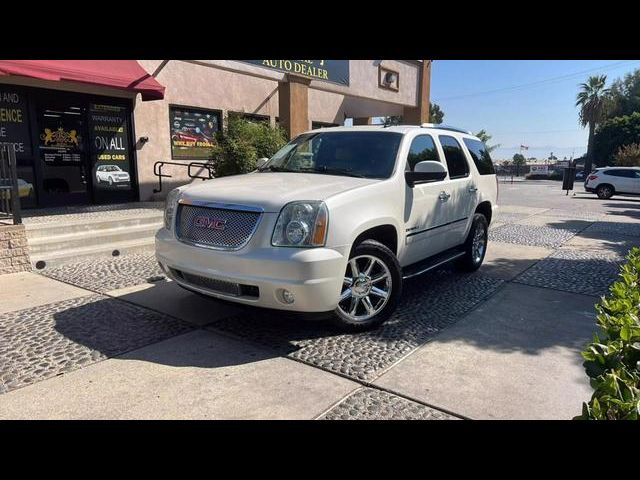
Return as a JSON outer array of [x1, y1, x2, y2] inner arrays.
[[170, 105, 221, 160]]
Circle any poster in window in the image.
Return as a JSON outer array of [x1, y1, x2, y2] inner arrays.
[[0, 88, 31, 159], [170, 106, 220, 160], [89, 103, 132, 190]]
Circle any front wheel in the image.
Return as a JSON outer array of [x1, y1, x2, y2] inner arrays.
[[456, 213, 488, 272], [332, 240, 402, 332]]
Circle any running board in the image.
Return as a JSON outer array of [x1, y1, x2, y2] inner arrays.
[[402, 249, 465, 280]]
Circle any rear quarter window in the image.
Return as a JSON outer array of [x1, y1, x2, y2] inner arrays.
[[463, 138, 495, 175]]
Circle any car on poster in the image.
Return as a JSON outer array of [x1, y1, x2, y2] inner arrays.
[[95, 164, 130, 186], [156, 125, 498, 331]]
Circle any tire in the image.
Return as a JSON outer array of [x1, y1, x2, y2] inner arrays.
[[332, 239, 402, 332], [108, 177, 114, 186], [596, 184, 614, 199], [456, 213, 489, 272]]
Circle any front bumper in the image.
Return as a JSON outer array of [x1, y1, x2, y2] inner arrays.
[[155, 227, 348, 312]]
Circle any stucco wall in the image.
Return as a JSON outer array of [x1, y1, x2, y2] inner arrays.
[[134, 60, 414, 201]]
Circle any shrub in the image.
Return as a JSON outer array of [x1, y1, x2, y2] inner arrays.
[[614, 143, 640, 167], [212, 117, 288, 177], [575, 247, 640, 420]]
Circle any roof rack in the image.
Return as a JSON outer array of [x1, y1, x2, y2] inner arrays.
[[420, 123, 473, 135]]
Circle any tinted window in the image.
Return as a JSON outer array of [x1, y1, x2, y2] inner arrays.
[[406, 135, 439, 171], [605, 169, 634, 178], [262, 132, 403, 179], [439, 135, 469, 179], [463, 138, 495, 175]]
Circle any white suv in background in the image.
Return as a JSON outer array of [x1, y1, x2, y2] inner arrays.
[[156, 124, 498, 331], [584, 166, 640, 199], [95, 165, 130, 186]]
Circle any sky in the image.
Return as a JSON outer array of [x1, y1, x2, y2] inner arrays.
[[428, 60, 640, 161]]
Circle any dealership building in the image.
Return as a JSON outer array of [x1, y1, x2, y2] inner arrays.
[[0, 60, 432, 209]]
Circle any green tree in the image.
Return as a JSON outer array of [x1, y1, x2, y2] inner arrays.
[[512, 153, 526, 176], [593, 112, 640, 165], [379, 102, 444, 126], [606, 69, 640, 118], [429, 103, 444, 124], [475, 129, 501, 153], [576, 75, 610, 174]]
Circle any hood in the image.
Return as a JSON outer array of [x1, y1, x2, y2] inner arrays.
[[179, 172, 377, 212]]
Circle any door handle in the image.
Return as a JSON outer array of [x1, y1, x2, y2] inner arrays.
[[468, 186, 478, 193], [438, 191, 451, 201]]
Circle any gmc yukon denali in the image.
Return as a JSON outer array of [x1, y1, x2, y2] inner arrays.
[[156, 124, 498, 331]]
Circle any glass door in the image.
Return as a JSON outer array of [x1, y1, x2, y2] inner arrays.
[[36, 99, 90, 206]]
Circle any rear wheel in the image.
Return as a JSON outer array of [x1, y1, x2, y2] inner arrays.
[[596, 184, 614, 199], [332, 240, 402, 332], [456, 213, 488, 272]]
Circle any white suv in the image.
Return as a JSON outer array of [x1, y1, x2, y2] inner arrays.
[[156, 124, 498, 330], [584, 166, 640, 199]]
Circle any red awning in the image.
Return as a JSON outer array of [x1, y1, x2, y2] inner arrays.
[[0, 60, 165, 101]]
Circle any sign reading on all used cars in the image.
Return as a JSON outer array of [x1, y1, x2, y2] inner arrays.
[[89, 103, 131, 190], [0, 88, 32, 158], [239, 60, 350, 86]]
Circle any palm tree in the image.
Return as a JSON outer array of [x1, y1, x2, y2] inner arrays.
[[576, 75, 610, 173], [475, 129, 501, 154]]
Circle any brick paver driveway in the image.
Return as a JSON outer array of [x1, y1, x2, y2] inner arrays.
[[0, 180, 638, 419]]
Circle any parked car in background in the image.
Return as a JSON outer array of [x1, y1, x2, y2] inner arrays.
[[575, 170, 586, 181], [95, 165, 130, 186], [156, 124, 498, 331], [584, 166, 640, 199], [0, 178, 34, 199]]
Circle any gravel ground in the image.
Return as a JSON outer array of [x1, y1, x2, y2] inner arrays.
[[0, 295, 192, 394], [320, 388, 458, 420], [489, 223, 581, 249]]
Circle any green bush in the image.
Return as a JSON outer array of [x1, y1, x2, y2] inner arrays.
[[212, 117, 288, 177], [576, 247, 640, 420], [614, 143, 640, 167]]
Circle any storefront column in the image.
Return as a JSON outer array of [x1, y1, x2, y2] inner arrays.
[[403, 60, 432, 124], [352, 117, 373, 125], [278, 74, 310, 139]]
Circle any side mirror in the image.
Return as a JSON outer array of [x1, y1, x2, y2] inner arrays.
[[256, 157, 269, 169], [405, 161, 447, 188]]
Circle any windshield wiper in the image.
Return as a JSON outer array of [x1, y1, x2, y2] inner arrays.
[[258, 165, 297, 173], [301, 166, 367, 178]]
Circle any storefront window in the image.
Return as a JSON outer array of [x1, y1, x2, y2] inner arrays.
[[169, 106, 221, 160]]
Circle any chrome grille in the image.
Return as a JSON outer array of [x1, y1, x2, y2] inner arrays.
[[176, 204, 261, 250]]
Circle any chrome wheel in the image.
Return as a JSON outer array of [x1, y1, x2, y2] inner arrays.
[[472, 223, 487, 264], [337, 254, 392, 323]]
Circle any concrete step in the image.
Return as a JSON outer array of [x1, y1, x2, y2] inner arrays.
[[28, 222, 162, 254], [31, 237, 156, 270], [25, 212, 163, 239]]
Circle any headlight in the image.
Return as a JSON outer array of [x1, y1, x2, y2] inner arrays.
[[272, 201, 328, 247], [164, 188, 180, 230]]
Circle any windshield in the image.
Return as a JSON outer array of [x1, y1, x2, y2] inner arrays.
[[104, 166, 121, 172], [260, 131, 403, 179]]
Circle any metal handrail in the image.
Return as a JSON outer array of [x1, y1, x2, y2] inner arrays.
[[153, 160, 216, 194], [0, 143, 21, 225]]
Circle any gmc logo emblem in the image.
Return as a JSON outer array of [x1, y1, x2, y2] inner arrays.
[[194, 216, 227, 230]]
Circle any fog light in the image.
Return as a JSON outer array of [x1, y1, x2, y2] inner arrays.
[[282, 289, 295, 304]]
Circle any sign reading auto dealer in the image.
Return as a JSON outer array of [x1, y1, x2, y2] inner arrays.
[[240, 60, 350, 86]]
